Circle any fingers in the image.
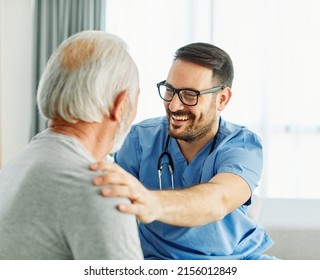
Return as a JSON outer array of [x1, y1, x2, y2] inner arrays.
[[90, 162, 128, 186], [90, 161, 122, 172], [100, 184, 153, 223], [117, 203, 139, 214], [90, 161, 144, 201], [93, 171, 127, 186], [117, 203, 141, 220], [89, 161, 157, 223], [100, 185, 142, 202], [89, 161, 109, 171], [117, 202, 154, 224]]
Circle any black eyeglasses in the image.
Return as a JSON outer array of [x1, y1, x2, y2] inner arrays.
[[157, 80, 224, 106]]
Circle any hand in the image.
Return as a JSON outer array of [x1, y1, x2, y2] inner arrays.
[[90, 162, 161, 224]]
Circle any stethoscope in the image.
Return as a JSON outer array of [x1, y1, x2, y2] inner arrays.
[[157, 136, 175, 190], [157, 127, 220, 191]]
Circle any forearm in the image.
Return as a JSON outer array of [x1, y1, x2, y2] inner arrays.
[[154, 183, 228, 227], [91, 163, 251, 228], [152, 172, 251, 227]]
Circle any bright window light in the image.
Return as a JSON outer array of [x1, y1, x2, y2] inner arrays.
[[105, 0, 320, 199]]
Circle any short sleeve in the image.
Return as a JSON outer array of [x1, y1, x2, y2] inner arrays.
[[215, 130, 263, 203]]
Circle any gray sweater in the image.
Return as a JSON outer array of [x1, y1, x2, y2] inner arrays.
[[0, 130, 143, 260]]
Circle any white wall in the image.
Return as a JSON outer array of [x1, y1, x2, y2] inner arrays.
[[0, 0, 33, 167]]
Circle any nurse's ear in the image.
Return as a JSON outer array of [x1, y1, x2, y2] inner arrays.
[[110, 90, 129, 122], [217, 87, 232, 112]]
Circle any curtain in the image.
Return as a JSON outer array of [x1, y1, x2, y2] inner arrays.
[[31, 0, 106, 137]]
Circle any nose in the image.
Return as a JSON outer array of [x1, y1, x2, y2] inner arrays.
[[168, 93, 185, 111]]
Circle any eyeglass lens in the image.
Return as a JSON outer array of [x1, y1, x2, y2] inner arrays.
[[159, 85, 198, 106]]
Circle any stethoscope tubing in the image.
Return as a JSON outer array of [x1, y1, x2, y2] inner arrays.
[[157, 123, 220, 191], [157, 136, 174, 190]]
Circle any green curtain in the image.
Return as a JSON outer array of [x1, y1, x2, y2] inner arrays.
[[31, 0, 106, 136]]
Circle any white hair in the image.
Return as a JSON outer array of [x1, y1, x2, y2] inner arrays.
[[37, 30, 139, 123]]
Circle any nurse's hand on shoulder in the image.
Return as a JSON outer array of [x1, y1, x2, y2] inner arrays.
[[90, 162, 161, 224]]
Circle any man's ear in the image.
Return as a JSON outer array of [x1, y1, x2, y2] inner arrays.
[[217, 87, 232, 111], [110, 90, 129, 121]]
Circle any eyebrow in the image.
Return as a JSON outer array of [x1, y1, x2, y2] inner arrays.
[[164, 82, 199, 92]]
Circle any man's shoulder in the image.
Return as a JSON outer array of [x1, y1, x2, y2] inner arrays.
[[220, 118, 245, 133], [133, 116, 167, 129], [218, 118, 262, 151], [220, 118, 259, 138], [129, 116, 168, 137]]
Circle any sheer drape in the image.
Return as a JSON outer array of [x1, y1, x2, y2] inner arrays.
[[105, 0, 320, 199], [31, 0, 106, 136]]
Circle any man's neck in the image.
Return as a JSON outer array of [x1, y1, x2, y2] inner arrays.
[[176, 122, 219, 164], [49, 118, 113, 161]]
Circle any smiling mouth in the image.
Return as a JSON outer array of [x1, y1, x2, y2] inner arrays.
[[171, 115, 190, 121]]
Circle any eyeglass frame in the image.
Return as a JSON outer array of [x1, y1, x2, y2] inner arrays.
[[156, 80, 225, 106]]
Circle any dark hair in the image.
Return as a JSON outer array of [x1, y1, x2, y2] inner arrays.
[[174, 42, 234, 88]]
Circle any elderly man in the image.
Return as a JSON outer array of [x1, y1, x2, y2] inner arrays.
[[0, 31, 142, 260]]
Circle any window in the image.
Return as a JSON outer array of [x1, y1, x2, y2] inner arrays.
[[105, 0, 320, 199]]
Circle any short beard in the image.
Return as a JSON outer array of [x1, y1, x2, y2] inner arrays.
[[166, 98, 217, 143], [168, 118, 215, 142]]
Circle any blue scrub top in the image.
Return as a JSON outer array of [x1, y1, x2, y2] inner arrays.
[[114, 117, 274, 259]]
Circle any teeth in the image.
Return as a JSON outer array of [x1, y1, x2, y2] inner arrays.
[[172, 115, 189, 121]]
